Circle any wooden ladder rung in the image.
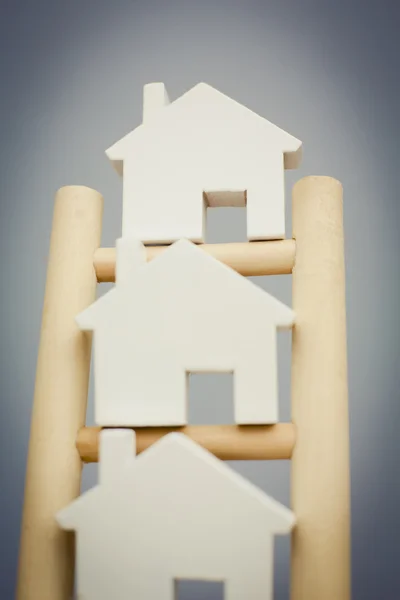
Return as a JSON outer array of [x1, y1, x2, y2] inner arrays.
[[77, 423, 296, 462], [94, 239, 296, 282]]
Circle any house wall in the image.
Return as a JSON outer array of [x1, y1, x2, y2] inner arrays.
[[121, 119, 285, 243], [76, 514, 273, 600], [74, 453, 275, 600], [93, 290, 277, 425]]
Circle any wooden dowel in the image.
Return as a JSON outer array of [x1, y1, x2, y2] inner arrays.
[[17, 186, 103, 600], [77, 423, 296, 462], [290, 177, 351, 600], [94, 239, 295, 282]]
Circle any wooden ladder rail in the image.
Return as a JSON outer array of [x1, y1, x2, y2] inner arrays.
[[16, 176, 351, 600]]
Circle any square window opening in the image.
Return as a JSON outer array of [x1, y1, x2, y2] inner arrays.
[[187, 372, 234, 425]]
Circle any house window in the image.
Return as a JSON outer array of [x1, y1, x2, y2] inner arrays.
[[204, 190, 247, 243], [175, 579, 225, 599], [187, 373, 234, 425]]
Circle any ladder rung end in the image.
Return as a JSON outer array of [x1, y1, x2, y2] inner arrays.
[[94, 240, 295, 282], [77, 423, 296, 463]]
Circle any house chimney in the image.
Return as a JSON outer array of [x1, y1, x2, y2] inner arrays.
[[143, 82, 170, 124], [99, 429, 136, 487], [115, 236, 146, 287]]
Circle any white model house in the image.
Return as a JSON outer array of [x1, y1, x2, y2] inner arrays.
[[56, 429, 295, 600], [76, 237, 295, 426], [106, 82, 302, 244]]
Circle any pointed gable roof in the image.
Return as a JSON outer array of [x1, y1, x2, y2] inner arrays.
[[106, 82, 302, 175], [76, 239, 294, 331], [56, 432, 295, 534], [169, 82, 301, 151], [135, 433, 295, 533]]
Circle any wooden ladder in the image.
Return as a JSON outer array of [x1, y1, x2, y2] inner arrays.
[[16, 175, 351, 600]]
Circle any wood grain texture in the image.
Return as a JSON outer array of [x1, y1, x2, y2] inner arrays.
[[290, 176, 351, 600], [17, 186, 103, 600], [94, 239, 295, 282], [76, 423, 296, 462]]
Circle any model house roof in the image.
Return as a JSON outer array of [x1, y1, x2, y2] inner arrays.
[[105, 82, 302, 176], [56, 431, 295, 534], [76, 238, 295, 331]]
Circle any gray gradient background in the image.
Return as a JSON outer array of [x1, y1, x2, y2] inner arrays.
[[1, 0, 399, 598]]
